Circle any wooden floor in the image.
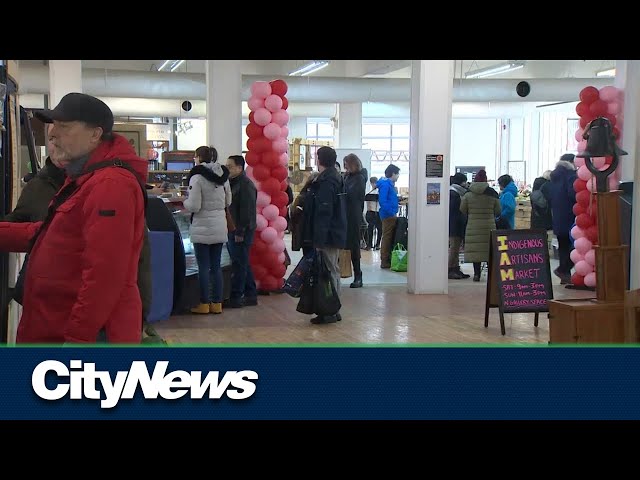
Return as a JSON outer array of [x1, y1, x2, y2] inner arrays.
[[153, 279, 593, 345]]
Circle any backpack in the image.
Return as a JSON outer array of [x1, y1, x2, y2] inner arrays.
[[530, 189, 548, 212]]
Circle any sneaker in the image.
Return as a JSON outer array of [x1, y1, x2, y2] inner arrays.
[[209, 302, 223, 314], [190, 303, 210, 314]]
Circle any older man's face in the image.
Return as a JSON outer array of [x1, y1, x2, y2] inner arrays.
[[48, 120, 102, 167]]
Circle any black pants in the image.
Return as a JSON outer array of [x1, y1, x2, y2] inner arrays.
[[351, 245, 361, 275], [366, 211, 382, 248], [473, 262, 482, 276], [557, 233, 574, 275]]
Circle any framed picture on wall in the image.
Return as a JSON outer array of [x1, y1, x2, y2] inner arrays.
[[114, 130, 141, 157]]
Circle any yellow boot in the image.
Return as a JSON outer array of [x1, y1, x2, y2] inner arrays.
[[190, 303, 210, 314], [210, 302, 223, 314]]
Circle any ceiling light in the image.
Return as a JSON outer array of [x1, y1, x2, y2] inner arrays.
[[465, 61, 525, 79], [596, 68, 616, 77], [289, 60, 330, 76], [170, 60, 185, 72], [157, 60, 172, 71]]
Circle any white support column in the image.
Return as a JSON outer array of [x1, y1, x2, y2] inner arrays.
[[48, 60, 82, 107], [407, 60, 454, 294], [616, 61, 640, 289], [206, 60, 242, 161], [337, 102, 362, 148]]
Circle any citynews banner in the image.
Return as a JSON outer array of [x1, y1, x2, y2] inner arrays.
[[3, 344, 640, 420]]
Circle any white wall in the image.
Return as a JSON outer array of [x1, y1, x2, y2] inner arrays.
[[450, 118, 500, 179], [176, 119, 207, 151]]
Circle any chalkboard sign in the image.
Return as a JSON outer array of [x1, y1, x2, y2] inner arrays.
[[485, 229, 554, 335]]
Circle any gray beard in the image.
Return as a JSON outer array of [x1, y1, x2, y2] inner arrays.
[[64, 153, 91, 177]]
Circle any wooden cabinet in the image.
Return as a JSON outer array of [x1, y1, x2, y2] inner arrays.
[[548, 298, 625, 343]]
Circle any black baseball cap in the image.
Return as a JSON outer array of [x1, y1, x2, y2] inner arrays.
[[35, 93, 114, 133]]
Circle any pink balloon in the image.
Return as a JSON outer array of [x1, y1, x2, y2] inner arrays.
[[599, 85, 619, 103], [254, 108, 272, 127], [574, 156, 586, 168], [609, 176, 619, 191], [256, 206, 263, 215], [256, 191, 271, 208], [575, 128, 584, 143], [264, 94, 283, 113], [585, 249, 596, 266], [272, 138, 289, 154], [277, 252, 286, 264], [584, 272, 597, 288], [260, 226, 278, 243], [574, 237, 593, 255], [570, 249, 585, 264], [571, 225, 585, 240], [591, 157, 606, 169], [279, 153, 289, 166], [256, 213, 268, 231], [245, 165, 254, 178], [262, 204, 279, 221], [577, 165, 593, 181], [271, 109, 289, 127], [269, 238, 285, 253], [250, 81, 272, 99], [577, 140, 587, 153], [253, 180, 261, 190], [280, 126, 289, 138], [607, 101, 621, 116], [279, 230, 285, 239], [248, 95, 265, 112], [269, 216, 288, 232], [575, 260, 594, 277], [263, 122, 282, 140], [586, 177, 597, 193]]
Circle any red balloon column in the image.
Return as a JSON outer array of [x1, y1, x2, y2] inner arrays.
[[570, 85, 624, 288], [245, 79, 290, 292]]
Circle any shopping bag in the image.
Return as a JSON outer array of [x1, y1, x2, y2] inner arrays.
[[391, 243, 408, 272], [313, 251, 342, 316], [339, 249, 352, 278], [285, 250, 315, 298]]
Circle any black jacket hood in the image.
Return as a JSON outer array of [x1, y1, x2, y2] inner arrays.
[[188, 163, 229, 185]]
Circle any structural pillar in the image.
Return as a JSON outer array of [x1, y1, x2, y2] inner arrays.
[[337, 102, 362, 148], [206, 60, 242, 161], [48, 60, 82, 108], [407, 60, 454, 294]]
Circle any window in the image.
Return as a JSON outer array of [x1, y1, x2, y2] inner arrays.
[[363, 120, 410, 190], [306, 118, 335, 166]]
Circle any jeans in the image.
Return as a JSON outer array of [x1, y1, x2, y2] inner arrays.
[[194, 243, 224, 304], [366, 210, 382, 248], [227, 229, 257, 301]]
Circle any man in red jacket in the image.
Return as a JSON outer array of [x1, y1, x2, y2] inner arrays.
[[0, 93, 148, 344]]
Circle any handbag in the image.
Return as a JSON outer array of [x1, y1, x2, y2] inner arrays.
[[284, 249, 315, 298], [391, 243, 408, 272], [313, 251, 341, 316], [225, 207, 236, 233]]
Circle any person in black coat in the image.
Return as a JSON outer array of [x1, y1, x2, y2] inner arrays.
[[530, 170, 553, 231], [448, 173, 469, 279], [343, 154, 367, 288]]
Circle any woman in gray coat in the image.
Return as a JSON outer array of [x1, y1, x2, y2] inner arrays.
[[460, 169, 501, 282], [184, 146, 232, 314]]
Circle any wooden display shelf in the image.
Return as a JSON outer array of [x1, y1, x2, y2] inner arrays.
[[549, 298, 625, 343]]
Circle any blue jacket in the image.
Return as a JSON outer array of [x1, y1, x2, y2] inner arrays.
[[499, 182, 518, 229], [376, 177, 399, 220]]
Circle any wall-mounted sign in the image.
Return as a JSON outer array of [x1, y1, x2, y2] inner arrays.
[[146, 124, 172, 142]]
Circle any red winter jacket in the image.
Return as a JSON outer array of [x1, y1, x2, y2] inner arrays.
[[0, 134, 148, 344]]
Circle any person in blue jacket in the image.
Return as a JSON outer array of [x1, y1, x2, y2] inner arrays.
[[497, 174, 518, 229], [376, 164, 400, 269]]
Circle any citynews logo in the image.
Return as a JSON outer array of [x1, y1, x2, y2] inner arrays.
[[31, 360, 259, 409]]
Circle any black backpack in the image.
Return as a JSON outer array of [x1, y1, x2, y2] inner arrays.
[[12, 159, 147, 305], [530, 189, 548, 212]]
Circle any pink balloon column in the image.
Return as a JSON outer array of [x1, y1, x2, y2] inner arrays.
[[571, 85, 624, 288], [245, 79, 290, 292]]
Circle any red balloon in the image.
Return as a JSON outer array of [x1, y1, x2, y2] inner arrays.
[[271, 165, 288, 182], [262, 178, 281, 197], [249, 112, 255, 124], [586, 225, 599, 243], [280, 180, 288, 192], [612, 127, 620, 139], [571, 273, 585, 287], [573, 179, 587, 192], [604, 113, 617, 126], [264, 253, 282, 270], [576, 101, 590, 117], [270, 79, 288, 97], [576, 190, 592, 207], [589, 99, 608, 117], [262, 275, 278, 291], [576, 213, 593, 230], [279, 206, 288, 217], [246, 122, 263, 139], [253, 164, 270, 182], [245, 151, 261, 167], [605, 155, 614, 165], [247, 136, 271, 153], [273, 263, 286, 279], [252, 264, 268, 280], [271, 190, 289, 209], [252, 238, 267, 254], [579, 115, 595, 129], [573, 203, 585, 217], [262, 151, 280, 168], [579, 86, 600, 104], [281, 97, 288, 110]]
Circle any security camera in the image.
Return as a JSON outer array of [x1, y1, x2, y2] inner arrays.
[[181, 101, 193, 112], [516, 81, 531, 98]]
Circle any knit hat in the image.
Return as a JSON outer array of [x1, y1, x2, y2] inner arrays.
[[475, 169, 488, 182], [560, 153, 575, 163]]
